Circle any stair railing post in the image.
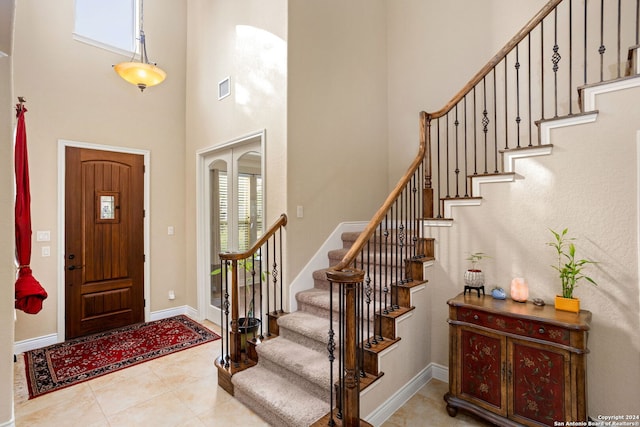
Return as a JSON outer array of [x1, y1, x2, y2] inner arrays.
[[327, 268, 365, 427], [228, 259, 242, 365], [422, 112, 434, 219]]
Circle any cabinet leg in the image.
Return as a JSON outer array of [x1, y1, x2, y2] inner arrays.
[[446, 404, 458, 417]]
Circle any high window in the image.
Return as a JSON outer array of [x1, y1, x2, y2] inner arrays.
[[73, 0, 137, 54]]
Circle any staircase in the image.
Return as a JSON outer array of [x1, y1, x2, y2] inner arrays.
[[214, 1, 640, 426], [230, 230, 434, 426]]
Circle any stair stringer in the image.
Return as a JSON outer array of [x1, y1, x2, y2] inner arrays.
[[425, 109, 603, 229], [360, 264, 433, 423]]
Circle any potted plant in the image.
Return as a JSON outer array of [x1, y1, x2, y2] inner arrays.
[[547, 228, 598, 313], [212, 259, 265, 349], [464, 252, 490, 289]]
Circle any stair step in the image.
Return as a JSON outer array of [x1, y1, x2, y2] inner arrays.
[[296, 286, 408, 323], [500, 143, 554, 172], [278, 311, 335, 354], [256, 336, 336, 401], [233, 364, 329, 427], [312, 268, 418, 293]]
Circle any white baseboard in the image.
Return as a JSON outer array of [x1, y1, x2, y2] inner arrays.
[[0, 417, 15, 427], [149, 305, 198, 321], [13, 334, 58, 355], [431, 362, 449, 383], [364, 362, 449, 426], [14, 306, 198, 354]]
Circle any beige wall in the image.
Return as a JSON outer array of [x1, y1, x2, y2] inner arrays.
[[11, 0, 187, 341], [426, 87, 640, 417], [386, 0, 639, 417], [7, 0, 639, 421], [287, 0, 390, 276], [184, 0, 288, 310], [387, 0, 548, 182], [1, 37, 15, 427]]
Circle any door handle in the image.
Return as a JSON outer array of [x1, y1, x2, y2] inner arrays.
[[67, 265, 83, 271]]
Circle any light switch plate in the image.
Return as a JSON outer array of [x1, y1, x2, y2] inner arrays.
[[36, 230, 50, 242]]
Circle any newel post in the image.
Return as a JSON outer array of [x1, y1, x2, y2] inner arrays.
[[228, 259, 242, 364], [421, 111, 434, 219], [326, 268, 365, 427]]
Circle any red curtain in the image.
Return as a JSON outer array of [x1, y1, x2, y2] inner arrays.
[[14, 103, 48, 314]]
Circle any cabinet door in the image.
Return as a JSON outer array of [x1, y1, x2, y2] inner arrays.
[[508, 339, 570, 426], [457, 326, 507, 416]]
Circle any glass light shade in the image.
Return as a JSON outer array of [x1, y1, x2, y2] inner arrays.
[[114, 61, 166, 92]]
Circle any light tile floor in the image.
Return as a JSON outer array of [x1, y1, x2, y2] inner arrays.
[[13, 320, 489, 426]]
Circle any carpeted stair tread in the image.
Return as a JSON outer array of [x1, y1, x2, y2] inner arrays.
[[277, 311, 335, 353], [297, 287, 385, 320], [256, 336, 336, 399], [232, 364, 328, 427]]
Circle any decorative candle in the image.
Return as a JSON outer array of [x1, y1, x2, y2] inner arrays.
[[510, 277, 529, 302]]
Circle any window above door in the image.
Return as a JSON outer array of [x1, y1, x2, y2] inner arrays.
[[73, 0, 137, 55]]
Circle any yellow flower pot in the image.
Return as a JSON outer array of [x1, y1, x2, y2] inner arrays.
[[555, 295, 580, 313]]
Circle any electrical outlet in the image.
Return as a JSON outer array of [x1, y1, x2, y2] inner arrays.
[[168, 290, 175, 300]]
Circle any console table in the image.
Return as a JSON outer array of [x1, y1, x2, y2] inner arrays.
[[445, 293, 591, 426]]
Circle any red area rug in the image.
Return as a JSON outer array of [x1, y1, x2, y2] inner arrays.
[[24, 315, 220, 399]]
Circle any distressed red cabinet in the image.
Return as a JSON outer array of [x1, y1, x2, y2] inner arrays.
[[445, 293, 591, 426]]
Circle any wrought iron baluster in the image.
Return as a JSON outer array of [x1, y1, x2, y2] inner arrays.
[[504, 55, 508, 152], [436, 118, 442, 218], [528, 33, 533, 146], [599, 0, 606, 82], [411, 171, 422, 258], [617, 0, 622, 78], [569, 0, 573, 115], [377, 221, 384, 341], [278, 229, 283, 313], [584, 0, 588, 85], [473, 87, 478, 174], [383, 215, 390, 314], [338, 281, 344, 420], [541, 19, 546, 119], [454, 105, 460, 198], [445, 114, 450, 198], [265, 242, 270, 336], [515, 44, 522, 148], [258, 248, 264, 339], [552, 7, 561, 118], [327, 279, 336, 427], [493, 69, 498, 173], [463, 96, 469, 196], [271, 237, 278, 333], [372, 225, 379, 345], [365, 242, 372, 349], [482, 77, 489, 174]]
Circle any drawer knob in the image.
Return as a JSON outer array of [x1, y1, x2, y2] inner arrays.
[[538, 327, 545, 334], [473, 315, 479, 320]]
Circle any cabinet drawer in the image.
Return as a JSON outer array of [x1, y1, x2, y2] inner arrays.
[[457, 307, 570, 345]]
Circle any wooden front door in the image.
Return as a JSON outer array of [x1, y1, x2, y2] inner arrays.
[[65, 147, 144, 339]]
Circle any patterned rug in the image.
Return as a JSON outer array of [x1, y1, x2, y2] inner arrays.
[[24, 315, 220, 399]]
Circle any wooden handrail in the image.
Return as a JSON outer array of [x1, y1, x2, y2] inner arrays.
[[333, 112, 428, 271], [220, 213, 288, 261], [426, 0, 562, 120], [218, 213, 287, 366]]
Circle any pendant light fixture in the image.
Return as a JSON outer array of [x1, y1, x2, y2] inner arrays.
[[113, 0, 166, 92]]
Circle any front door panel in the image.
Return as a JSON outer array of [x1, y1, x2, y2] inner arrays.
[[65, 147, 144, 339]]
